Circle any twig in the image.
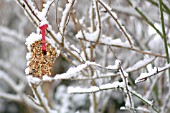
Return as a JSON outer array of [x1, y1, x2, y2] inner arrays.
[[59, 0, 75, 45], [68, 81, 159, 112], [118, 62, 135, 112], [31, 83, 50, 113], [131, 91, 159, 113], [93, 0, 101, 46], [135, 64, 170, 83], [97, 0, 133, 47], [33, 0, 40, 11], [74, 14, 89, 60], [45, 0, 55, 17], [147, 0, 170, 14], [159, 0, 170, 111], [159, 0, 170, 77], [127, 0, 163, 38], [38, 57, 157, 81], [16, 0, 82, 63], [79, 38, 166, 58]]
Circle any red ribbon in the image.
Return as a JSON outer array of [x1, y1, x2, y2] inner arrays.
[[39, 24, 48, 53]]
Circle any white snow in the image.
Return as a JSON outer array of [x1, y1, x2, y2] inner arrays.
[[59, 0, 73, 34], [125, 96, 131, 108], [135, 67, 157, 83], [38, 0, 54, 20], [25, 68, 30, 75], [76, 31, 130, 47], [42, 75, 53, 81], [135, 63, 170, 83], [27, 75, 41, 84], [39, 19, 49, 27], [106, 65, 118, 70], [106, 60, 120, 70], [26, 53, 32, 60], [54, 61, 99, 79], [55, 33, 62, 43], [26, 32, 57, 51], [70, 45, 80, 53], [126, 57, 155, 72], [76, 29, 100, 42], [136, 106, 150, 112], [68, 81, 125, 94], [25, 33, 41, 51]]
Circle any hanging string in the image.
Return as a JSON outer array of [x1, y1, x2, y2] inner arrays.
[[39, 24, 48, 55]]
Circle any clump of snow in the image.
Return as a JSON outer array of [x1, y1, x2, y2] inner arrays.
[[25, 68, 29, 75], [136, 107, 150, 113], [25, 33, 41, 51], [135, 67, 158, 83], [42, 75, 53, 81], [106, 60, 121, 70], [123, 70, 129, 78], [39, 19, 49, 27], [27, 75, 41, 84], [26, 53, 32, 60], [76, 29, 100, 42], [41, 1, 53, 18]]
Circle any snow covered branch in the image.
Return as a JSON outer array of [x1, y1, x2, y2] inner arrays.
[[68, 81, 159, 112], [29, 83, 56, 113], [97, 0, 133, 47], [12, 0, 170, 112], [76, 35, 166, 58], [135, 64, 170, 83]]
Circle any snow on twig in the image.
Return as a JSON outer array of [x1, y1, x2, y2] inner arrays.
[[76, 32, 166, 58], [53, 60, 118, 80], [59, 0, 75, 34], [97, 0, 133, 46], [27, 57, 159, 82], [118, 61, 135, 110], [135, 64, 170, 83], [120, 106, 150, 113], [40, 0, 55, 18], [68, 81, 125, 94], [30, 84, 57, 113], [126, 57, 156, 72], [26, 59, 120, 82], [68, 81, 158, 112], [76, 32, 130, 47]]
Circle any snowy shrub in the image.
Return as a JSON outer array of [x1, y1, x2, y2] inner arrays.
[[1, 0, 170, 113]]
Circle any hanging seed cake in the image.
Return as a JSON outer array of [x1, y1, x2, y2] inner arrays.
[[25, 33, 58, 78]]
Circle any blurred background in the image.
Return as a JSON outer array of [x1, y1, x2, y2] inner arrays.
[[0, 0, 170, 113]]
